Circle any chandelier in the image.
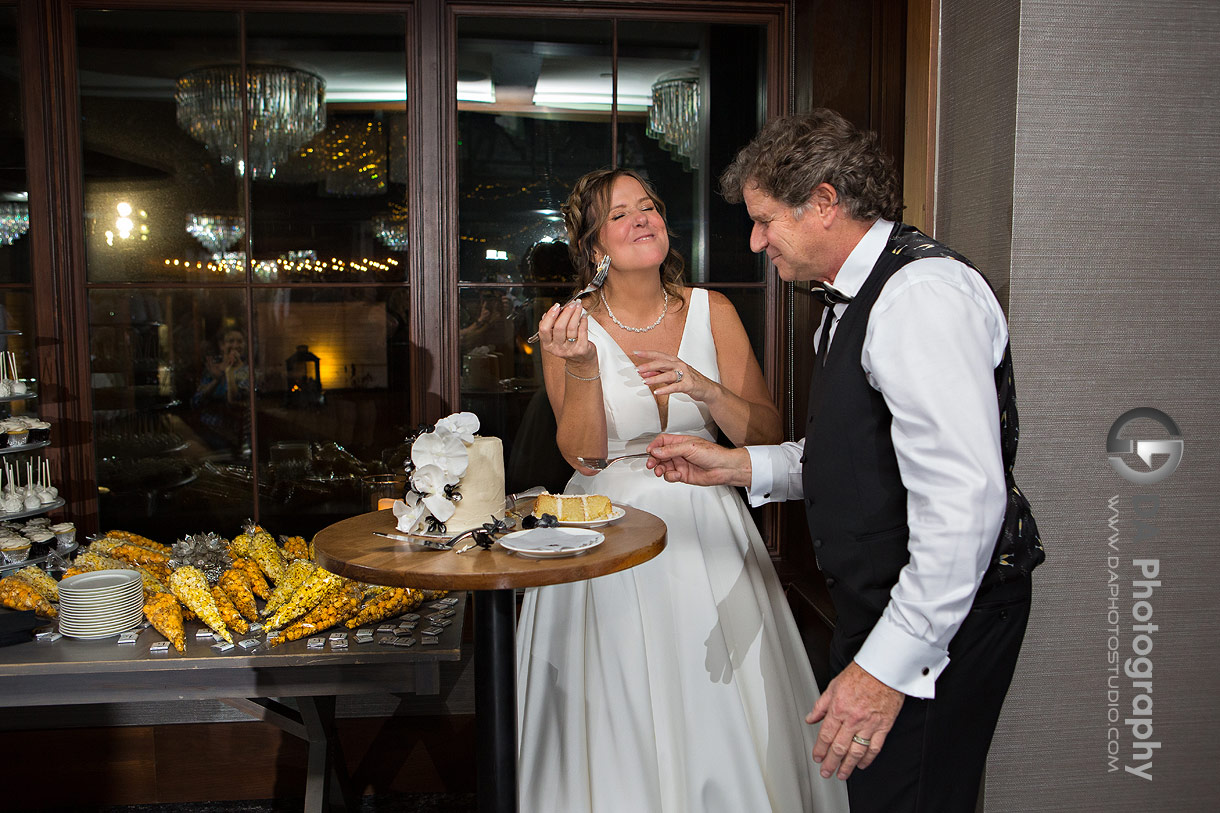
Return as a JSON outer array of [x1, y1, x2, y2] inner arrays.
[[175, 66, 326, 180], [646, 68, 701, 170], [372, 215, 409, 251], [186, 213, 244, 254], [0, 202, 30, 246]]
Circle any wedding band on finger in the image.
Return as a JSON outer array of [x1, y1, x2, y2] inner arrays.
[[851, 735, 872, 747], [674, 369, 684, 382], [567, 337, 577, 342]]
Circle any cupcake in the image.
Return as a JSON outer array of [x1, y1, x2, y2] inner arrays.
[[28, 421, 50, 443], [24, 529, 54, 545], [0, 537, 31, 564], [51, 521, 76, 550], [5, 427, 28, 447]]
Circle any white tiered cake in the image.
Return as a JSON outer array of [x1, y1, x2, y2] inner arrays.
[[443, 436, 505, 534], [391, 412, 504, 536]]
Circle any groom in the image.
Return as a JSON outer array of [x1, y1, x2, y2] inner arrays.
[[646, 109, 1043, 813]]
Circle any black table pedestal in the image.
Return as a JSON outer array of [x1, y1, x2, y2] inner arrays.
[[474, 588, 518, 812]]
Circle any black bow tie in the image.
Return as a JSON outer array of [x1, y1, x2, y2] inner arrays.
[[810, 285, 853, 308]]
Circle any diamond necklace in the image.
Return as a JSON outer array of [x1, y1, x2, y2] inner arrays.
[[602, 289, 669, 333]]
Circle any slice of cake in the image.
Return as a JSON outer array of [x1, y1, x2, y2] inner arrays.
[[533, 492, 613, 522]]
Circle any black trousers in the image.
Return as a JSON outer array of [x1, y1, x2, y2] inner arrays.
[[835, 575, 1032, 813]]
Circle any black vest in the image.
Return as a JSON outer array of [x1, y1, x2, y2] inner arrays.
[[803, 223, 1043, 666]]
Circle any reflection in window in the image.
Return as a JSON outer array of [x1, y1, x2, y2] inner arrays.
[[80, 9, 413, 539], [76, 9, 242, 284], [247, 12, 409, 285], [252, 287, 412, 532], [91, 288, 257, 536], [455, 15, 769, 493], [1, 6, 32, 285]]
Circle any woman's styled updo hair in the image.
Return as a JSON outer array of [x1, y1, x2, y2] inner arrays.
[[560, 168, 686, 309]]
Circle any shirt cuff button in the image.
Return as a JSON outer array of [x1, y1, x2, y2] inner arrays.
[[921, 667, 930, 676]]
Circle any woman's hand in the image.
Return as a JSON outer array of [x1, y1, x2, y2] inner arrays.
[[204, 355, 225, 378], [537, 300, 597, 370], [633, 350, 719, 404]]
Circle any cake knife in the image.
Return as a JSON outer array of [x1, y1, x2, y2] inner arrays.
[[371, 531, 454, 551]]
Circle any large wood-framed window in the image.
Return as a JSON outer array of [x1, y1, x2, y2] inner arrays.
[[8, 0, 792, 545]]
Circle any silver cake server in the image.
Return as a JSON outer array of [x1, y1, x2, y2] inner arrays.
[[372, 530, 455, 551]]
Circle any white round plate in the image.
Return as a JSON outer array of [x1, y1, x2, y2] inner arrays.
[[549, 505, 626, 528], [498, 527, 604, 558], [59, 622, 142, 640], [60, 619, 142, 635], [59, 590, 142, 608], [58, 607, 142, 625], [60, 585, 142, 601], [60, 600, 145, 619], [58, 569, 142, 594]]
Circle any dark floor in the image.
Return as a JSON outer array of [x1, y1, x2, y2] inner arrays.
[[77, 794, 476, 813]]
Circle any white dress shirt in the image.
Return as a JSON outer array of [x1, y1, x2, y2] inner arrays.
[[747, 218, 1009, 699]]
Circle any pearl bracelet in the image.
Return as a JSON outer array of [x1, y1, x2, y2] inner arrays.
[[565, 366, 601, 382]]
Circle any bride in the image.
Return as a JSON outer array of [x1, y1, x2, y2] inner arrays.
[[517, 167, 848, 813]]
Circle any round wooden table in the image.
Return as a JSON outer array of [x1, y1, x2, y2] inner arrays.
[[313, 505, 667, 813]]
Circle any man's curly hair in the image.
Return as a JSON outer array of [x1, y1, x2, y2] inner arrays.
[[719, 109, 902, 222]]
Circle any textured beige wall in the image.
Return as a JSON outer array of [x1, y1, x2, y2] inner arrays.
[[936, 1, 1220, 810]]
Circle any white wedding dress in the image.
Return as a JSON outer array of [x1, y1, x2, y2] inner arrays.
[[516, 289, 849, 813]]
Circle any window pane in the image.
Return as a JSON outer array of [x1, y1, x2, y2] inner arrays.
[[455, 283, 574, 494], [246, 12, 409, 284], [0, 291, 34, 380], [76, 9, 243, 283], [251, 287, 413, 534], [91, 288, 256, 539], [456, 16, 613, 286], [0, 7, 30, 285], [715, 287, 767, 368], [456, 17, 611, 493], [617, 20, 767, 285]]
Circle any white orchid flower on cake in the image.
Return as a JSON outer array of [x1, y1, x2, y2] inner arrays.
[[393, 492, 429, 533], [433, 411, 480, 444], [410, 463, 458, 523], [411, 430, 470, 482]]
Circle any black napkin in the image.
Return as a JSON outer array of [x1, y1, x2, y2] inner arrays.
[[0, 609, 40, 646]]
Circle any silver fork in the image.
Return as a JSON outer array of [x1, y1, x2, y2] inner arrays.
[[527, 255, 611, 343], [575, 452, 651, 471]]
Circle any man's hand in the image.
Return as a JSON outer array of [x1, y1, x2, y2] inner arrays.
[[807, 661, 905, 780], [645, 434, 751, 487]]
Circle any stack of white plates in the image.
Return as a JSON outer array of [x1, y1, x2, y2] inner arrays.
[[58, 569, 144, 639]]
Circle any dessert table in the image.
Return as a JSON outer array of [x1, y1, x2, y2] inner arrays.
[[312, 505, 667, 813], [0, 595, 465, 812]]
